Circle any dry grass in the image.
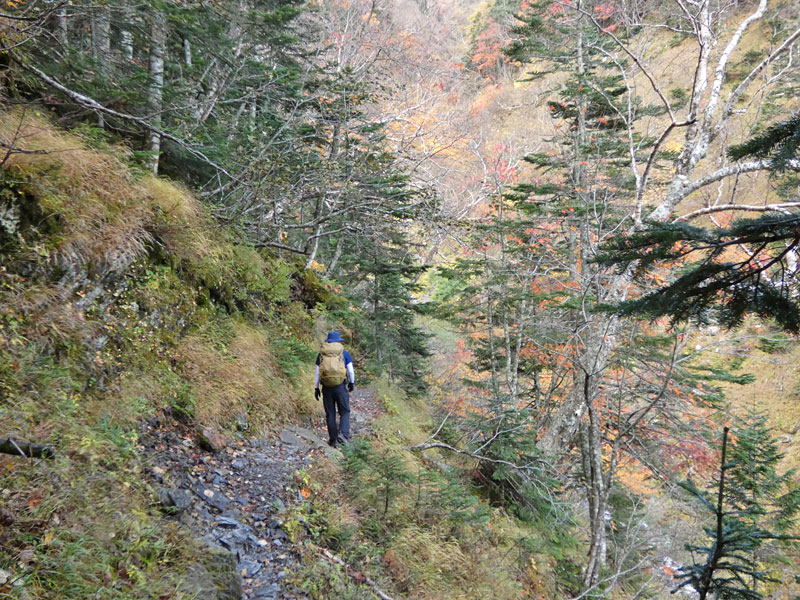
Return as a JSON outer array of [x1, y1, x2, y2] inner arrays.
[[0, 109, 227, 276], [0, 108, 322, 600], [145, 176, 217, 264], [0, 110, 153, 263], [178, 321, 316, 432]]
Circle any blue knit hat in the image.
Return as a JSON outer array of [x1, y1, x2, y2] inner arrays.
[[325, 331, 344, 343]]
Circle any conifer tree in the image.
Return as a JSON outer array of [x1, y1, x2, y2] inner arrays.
[[675, 422, 799, 599]]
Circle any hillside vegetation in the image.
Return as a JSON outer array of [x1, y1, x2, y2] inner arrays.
[[0, 111, 326, 597], [2, 0, 800, 598], [0, 114, 583, 599]]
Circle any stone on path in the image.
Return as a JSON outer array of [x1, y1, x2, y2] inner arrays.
[[198, 427, 227, 453], [277, 429, 306, 448], [283, 424, 342, 458], [158, 487, 192, 513]]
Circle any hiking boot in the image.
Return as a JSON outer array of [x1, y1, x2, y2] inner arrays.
[[328, 439, 338, 448], [337, 435, 350, 445]]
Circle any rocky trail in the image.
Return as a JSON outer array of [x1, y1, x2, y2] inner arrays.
[[140, 387, 382, 600]]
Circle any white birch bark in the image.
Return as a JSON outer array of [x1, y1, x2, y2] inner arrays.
[[91, 6, 111, 78], [120, 6, 135, 64], [541, 0, 799, 456], [54, 6, 68, 48], [183, 38, 192, 68], [535, 3, 799, 590], [147, 11, 168, 175]]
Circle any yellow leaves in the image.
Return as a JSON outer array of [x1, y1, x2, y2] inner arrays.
[[360, 12, 379, 25], [616, 462, 658, 497], [307, 259, 326, 273]]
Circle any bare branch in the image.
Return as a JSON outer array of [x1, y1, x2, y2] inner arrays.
[[702, 0, 767, 133], [408, 440, 544, 472], [635, 119, 696, 224], [722, 27, 800, 122], [678, 159, 800, 202], [1, 437, 55, 459], [318, 546, 396, 600], [675, 202, 800, 222], [252, 241, 308, 254], [559, 0, 675, 120]]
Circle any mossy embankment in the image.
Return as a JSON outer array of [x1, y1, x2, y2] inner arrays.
[[0, 111, 339, 598]]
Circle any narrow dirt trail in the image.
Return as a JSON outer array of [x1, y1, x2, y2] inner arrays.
[[141, 387, 382, 600]]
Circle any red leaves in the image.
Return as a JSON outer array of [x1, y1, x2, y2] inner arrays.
[[471, 19, 511, 78]]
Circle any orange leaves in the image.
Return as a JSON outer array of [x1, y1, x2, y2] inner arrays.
[[616, 462, 657, 497]]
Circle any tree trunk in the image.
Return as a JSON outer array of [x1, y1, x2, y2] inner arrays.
[[305, 232, 321, 270], [183, 38, 192, 67], [91, 4, 111, 128], [325, 237, 344, 278], [91, 6, 111, 78], [147, 11, 168, 175], [120, 6, 135, 64], [194, 0, 246, 124], [54, 6, 68, 48], [581, 374, 608, 589]]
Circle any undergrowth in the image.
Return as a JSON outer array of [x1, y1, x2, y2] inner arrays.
[[285, 377, 582, 599]]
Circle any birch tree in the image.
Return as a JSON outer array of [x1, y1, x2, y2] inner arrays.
[[146, 9, 167, 174], [530, 0, 800, 589]]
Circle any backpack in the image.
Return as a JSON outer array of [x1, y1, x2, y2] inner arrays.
[[319, 342, 347, 387]]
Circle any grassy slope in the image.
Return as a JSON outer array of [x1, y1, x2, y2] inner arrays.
[[0, 112, 327, 598]]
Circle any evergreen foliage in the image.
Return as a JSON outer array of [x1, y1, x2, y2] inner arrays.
[[0, 0, 434, 385], [675, 422, 800, 599], [598, 112, 800, 332], [435, 2, 695, 590], [597, 215, 800, 331], [728, 113, 800, 171]]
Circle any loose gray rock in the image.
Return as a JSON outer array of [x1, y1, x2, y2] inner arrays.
[[158, 488, 192, 513], [252, 583, 280, 599], [277, 429, 303, 447], [239, 559, 262, 577]]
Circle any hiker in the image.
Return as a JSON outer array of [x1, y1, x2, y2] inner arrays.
[[314, 331, 355, 447]]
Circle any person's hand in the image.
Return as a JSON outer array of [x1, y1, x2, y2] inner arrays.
[[314, 388, 321, 400], [347, 382, 354, 392]]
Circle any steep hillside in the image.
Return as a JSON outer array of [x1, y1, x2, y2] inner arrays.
[[0, 111, 334, 598]]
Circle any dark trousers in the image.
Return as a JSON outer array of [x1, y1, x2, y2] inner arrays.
[[322, 382, 350, 442]]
